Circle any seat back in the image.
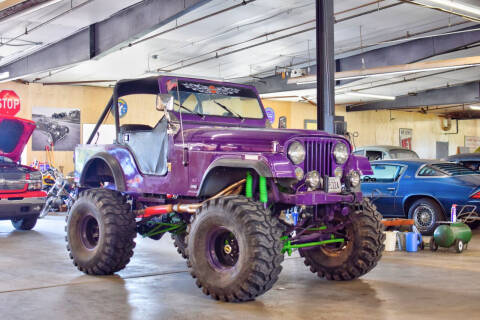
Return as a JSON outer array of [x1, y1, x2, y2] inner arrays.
[[121, 119, 168, 175]]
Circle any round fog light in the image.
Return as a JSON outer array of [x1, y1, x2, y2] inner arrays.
[[305, 171, 322, 189], [295, 167, 304, 181], [334, 167, 343, 179], [348, 170, 361, 187]]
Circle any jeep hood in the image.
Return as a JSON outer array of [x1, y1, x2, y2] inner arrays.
[[0, 115, 36, 162], [183, 126, 343, 152]]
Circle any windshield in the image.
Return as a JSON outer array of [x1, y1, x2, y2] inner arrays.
[[167, 79, 264, 119], [389, 149, 419, 159]]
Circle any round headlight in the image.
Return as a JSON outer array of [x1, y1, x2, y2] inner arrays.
[[348, 170, 361, 187], [333, 142, 349, 164], [305, 171, 322, 190], [295, 167, 304, 181], [288, 141, 306, 164]]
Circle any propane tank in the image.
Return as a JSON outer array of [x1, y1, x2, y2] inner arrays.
[[433, 222, 472, 248]]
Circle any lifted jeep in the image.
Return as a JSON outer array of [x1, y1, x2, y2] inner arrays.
[[67, 76, 384, 302]]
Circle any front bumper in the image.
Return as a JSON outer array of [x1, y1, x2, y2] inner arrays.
[[0, 191, 46, 220], [276, 190, 362, 205]]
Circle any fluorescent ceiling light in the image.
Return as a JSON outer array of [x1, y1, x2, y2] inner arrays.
[[295, 64, 479, 84], [0, 72, 10, 80], [426, 0, 480, 16], [348, 92, 396, 101], [470, 105, 480, 110]]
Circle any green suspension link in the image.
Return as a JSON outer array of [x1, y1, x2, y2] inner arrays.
[[280, 235, 345, 256], [143, 222, 186, 238], [245, 172, 268, 203], [259, 176, 268, 203], [245, 171, 253, 198]]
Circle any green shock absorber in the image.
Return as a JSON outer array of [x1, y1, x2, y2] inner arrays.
[[245, 171, 253, 198], [259, 176, 268, 203]]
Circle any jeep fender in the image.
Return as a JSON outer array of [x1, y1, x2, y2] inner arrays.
[[198, 158, 273, 196], [80, 152, 126, 191]]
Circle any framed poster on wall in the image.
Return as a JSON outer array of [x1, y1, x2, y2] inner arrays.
[[399, 128, 413, 150], [32, 106, 81, 151], [465, 136, 480, 152]]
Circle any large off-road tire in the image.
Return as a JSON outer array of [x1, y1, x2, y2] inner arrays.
[[11, 215, 38, 231], [300, 199, 385, 281], [187, 196, 284, 302], [66, 188, 136, 275], [409, 198, 444, 235], [172, 232, 188, 259]]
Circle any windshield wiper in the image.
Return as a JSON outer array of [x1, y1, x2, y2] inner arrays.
[[174, 102, 204, 118], [214, 100, 244, 120]]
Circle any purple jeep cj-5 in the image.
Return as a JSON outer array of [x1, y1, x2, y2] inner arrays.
[[67, 76, 384, 302]]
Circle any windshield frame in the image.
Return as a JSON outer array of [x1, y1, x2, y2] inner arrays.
[[159, 76, 268, 127]]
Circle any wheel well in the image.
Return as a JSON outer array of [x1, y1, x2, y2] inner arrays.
[[403, 195, 445, 219], [81, 159, 117, 189], [199, 167, 252, 197]]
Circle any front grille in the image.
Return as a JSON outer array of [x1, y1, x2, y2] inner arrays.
[[304, 140, 334, 177], [0, 182, 26, 191], [0, 173, 26, 191]]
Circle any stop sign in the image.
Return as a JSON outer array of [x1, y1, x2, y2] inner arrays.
[[0, 90, 20, 116]]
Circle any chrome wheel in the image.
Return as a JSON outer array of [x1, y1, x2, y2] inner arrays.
[[413, 205, 434, 232]]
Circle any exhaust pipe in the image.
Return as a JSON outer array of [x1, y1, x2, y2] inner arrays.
[[135, 179, 246, 219]]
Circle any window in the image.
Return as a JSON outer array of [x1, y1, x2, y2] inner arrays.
[[417, 165, 444, 177], [366, 150, 383, 161], [362, 164, 403, 183], [430, 163, 475, 176], [389, 149, 419, 159], [118, 94, 162, 129], [461, 161, 480, 171]]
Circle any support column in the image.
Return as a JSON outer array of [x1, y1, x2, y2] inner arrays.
[[316, 0, 335, 132]]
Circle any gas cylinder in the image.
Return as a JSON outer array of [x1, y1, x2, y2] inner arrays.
[[433, 222, 472, 248]]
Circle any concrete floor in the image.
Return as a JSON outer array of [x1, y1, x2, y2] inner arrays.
[[1, 216, 479, 320]]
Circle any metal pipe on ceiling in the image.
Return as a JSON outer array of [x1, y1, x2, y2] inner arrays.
[[124, 0, 388, 52], [155, 2, 404, 73], [237, 20, 471, 80], [0, 0, 95, 49], [120, 0, 258, 50], [26, 0, 401, 82]]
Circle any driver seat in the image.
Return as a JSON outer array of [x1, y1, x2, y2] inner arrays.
[[121, 118, 168, 175]]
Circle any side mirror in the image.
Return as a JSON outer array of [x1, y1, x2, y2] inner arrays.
[[156, 94, 174, 112]]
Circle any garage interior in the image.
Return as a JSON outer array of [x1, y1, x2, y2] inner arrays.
[[1, 0, 480, 319]]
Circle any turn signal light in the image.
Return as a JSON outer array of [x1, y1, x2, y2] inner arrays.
[[471, 191, 480, 199]]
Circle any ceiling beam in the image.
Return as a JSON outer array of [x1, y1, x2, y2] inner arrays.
[[0, 0, 212, 81], [252, 26, 480, 94], [346, 81, 480, 112], [337, 25, 480, 73], [288, 55, 480, 84]]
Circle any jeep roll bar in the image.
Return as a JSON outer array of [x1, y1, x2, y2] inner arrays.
[[86, 77, 162, 145]]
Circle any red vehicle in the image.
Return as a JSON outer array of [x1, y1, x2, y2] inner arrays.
[[0, 115, 46, 230]]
